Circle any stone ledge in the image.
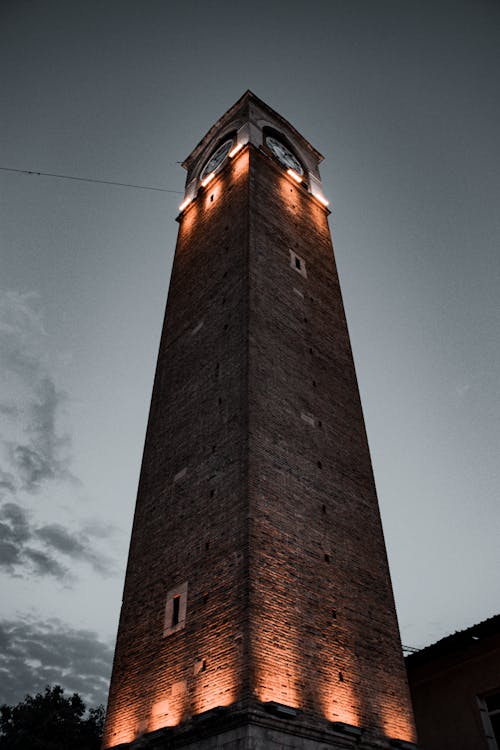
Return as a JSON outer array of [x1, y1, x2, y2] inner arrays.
[[114, 701, 417, 750]]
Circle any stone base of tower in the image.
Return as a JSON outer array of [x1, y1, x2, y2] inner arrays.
[[109, 702, 417, 750]]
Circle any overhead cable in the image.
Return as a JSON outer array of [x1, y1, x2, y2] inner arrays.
[[0, 165, 183, 194]]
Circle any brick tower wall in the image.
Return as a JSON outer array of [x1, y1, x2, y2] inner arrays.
[[246, 146, 415, 742], [103, 151, 252, 748], [102, 136, 416, 748]]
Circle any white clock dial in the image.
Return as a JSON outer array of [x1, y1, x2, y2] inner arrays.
[[265, 136, 303, 175], [200, 139, 234, 180]]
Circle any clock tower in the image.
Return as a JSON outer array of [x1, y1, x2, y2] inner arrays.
[[103, 91, 417, 750]]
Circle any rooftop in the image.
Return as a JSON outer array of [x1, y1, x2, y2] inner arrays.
[[405, 613, 500, 668]]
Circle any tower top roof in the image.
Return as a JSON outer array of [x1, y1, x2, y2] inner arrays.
[[181, 90, 324, 173]]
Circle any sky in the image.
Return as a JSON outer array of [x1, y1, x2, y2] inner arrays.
[[1, 0, 499, 710]]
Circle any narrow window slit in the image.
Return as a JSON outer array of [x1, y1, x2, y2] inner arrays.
[[174, 467, 187, 483], [289, 249, 307, 277], [171, 595, 181, 627]]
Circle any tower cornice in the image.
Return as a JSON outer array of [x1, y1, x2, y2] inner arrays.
[[179, 91, 329, 210], [181, 90, 324, 175]]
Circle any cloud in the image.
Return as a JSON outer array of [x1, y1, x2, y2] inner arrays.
[[0, 617, 113, 708], [0, 291, 115, 583], [0, 502, 30, 543], [0, 469, 17, 494], [35, 523, 115, 576], [36, 523, 88, 557], [81, 520, 117, 539], [23, 547, 68, 579], [10, 444, 55, 486], [0, 291, 73, 493], [0, 502, 31, 569], [0, 539, 20, 567], [0, 502, 66, 578], [0, 291, 47, 387], [0, 501, 114, 580], [6, 376, 72, 492]]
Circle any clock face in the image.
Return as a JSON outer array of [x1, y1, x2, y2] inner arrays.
[[200, 139, 234, 180], [265, 136, 303, 175]]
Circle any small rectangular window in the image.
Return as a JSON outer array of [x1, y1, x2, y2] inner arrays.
[[191, 321, 204, 336], [301, 412, 315, 427], [173, 467, 187, 483], [164, 582, 188, 636], [289, 249, 307, 278]]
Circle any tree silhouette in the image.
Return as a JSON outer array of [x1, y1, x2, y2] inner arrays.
[[0, 685, 104, 750]]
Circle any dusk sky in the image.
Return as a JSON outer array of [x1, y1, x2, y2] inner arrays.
[[1, 0, 499, 709]]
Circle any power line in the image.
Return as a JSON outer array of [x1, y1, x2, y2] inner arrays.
[[402, 645, 420, 654], [0, 165, 183, 194]]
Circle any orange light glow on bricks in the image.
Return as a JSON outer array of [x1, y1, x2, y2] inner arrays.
[[103, 715, 138, 747], [321, 683, 361, 727], [232, 147, 249, 179], [148, 697, 183, 732], [191, 661, 238, 717], [204, 183, 221, 208], [252, 612, 302, 709], [380, 705, 417, 744], [255, 676, 301, 710]]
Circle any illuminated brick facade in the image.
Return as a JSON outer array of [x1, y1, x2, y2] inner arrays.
[[103, 92, 417, 750]]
